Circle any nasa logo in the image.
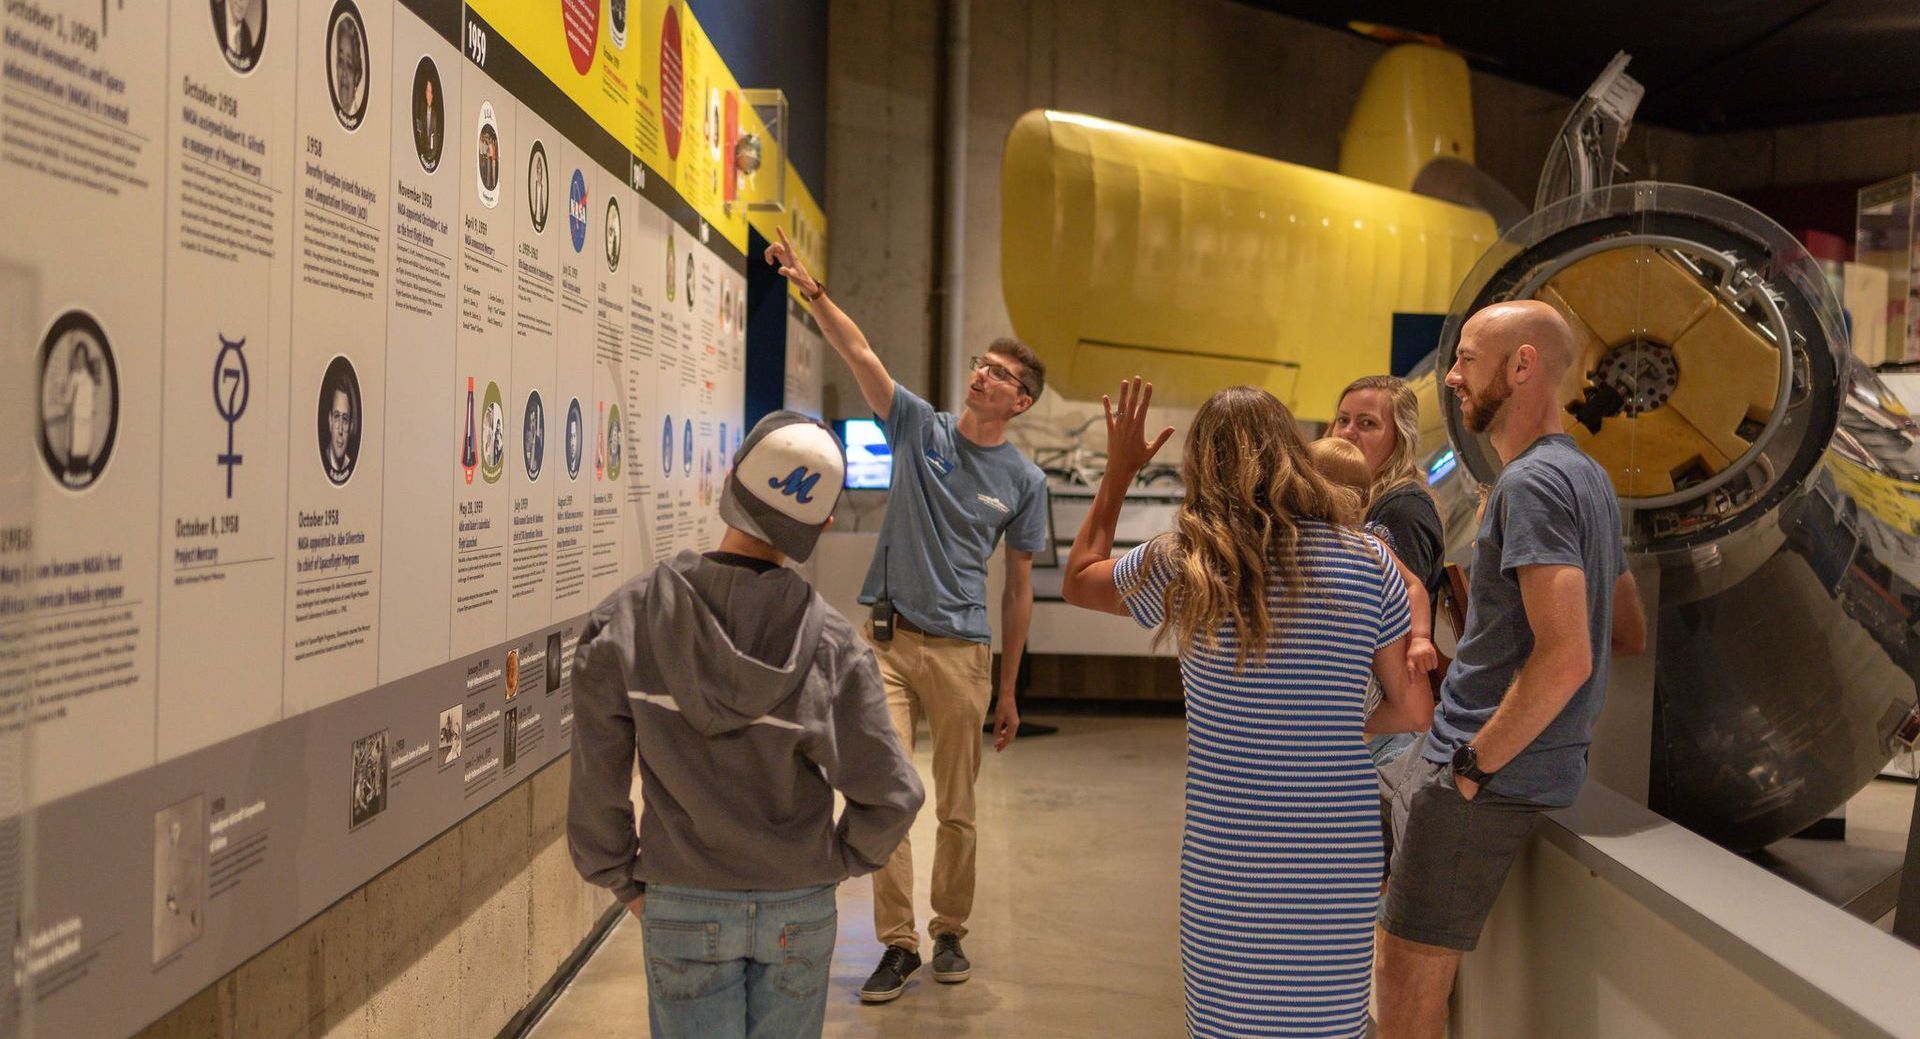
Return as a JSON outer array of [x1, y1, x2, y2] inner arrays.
[[568, 170, 588, 253]]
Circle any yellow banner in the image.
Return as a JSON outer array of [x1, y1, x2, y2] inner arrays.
[[467, 0, 820, 258], [466, 0, 642, 158]]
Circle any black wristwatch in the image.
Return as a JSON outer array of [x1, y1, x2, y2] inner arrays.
[[1452, 743, 1495, 784]]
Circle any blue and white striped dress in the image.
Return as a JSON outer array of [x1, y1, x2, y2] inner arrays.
[[1116, 522, 1411, 1039]]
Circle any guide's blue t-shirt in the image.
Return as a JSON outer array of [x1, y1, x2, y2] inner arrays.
[[1425, 434, 1627, 807], [858, 384, 1049, 643]]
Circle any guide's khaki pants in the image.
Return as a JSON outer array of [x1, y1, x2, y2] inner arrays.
[[867, 624, 993, 954]]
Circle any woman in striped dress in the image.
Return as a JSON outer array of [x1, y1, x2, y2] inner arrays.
[[1064, 381, 1433, 1039]]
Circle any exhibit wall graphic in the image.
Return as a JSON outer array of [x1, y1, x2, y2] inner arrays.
[[0, 1, 807, 1036]]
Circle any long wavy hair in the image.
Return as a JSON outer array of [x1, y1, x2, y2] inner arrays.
[[1334, 374, 1424, 503], [1135, 386, 1345, 669]]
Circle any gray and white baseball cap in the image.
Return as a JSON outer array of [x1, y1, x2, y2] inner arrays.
[[719, 411, 846, 562]]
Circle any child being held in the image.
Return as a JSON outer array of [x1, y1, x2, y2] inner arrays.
[[1307, 437, 1438, 698]]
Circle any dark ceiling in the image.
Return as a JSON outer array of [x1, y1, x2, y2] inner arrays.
[[1247, 1, 1920, 132]]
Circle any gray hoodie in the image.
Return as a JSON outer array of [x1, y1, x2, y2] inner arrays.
[[568, 550, 924, 900]]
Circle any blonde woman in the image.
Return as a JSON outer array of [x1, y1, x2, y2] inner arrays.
[[1307, 437, 1436, 695], [1329, 376, 1443, 608], [1064, 380, 1430, 1039]]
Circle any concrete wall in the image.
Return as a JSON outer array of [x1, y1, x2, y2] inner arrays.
[[1697, 113, 1920, 193], [131, 761, 610, 1039]]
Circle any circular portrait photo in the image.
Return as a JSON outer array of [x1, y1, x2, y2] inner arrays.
[[684, 255, 695, 311], [480, 380, 505, 484], [681, 417, 693, 476], [604, 195, 622, 271], [605, 404, 623, 481], [211, 0, 267, 74], [609, 0, 627, 51], [523, 390, 545, 481], [412, 56, 444, 173], [660, 414, 673, 477], [37, 310, 119, 492], [565, 397, 584, 479], [326, 0, 368, 131], [476, 102, 500, 208], [706, 86, 721, 161], [505, 647, 520, 702], [665, 234, 676, 301], [317, 355, 362, 486], [527, 140, 549, 234], [567, 169, 587, 253]]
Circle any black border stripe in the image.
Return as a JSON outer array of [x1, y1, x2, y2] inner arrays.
[[461, 7, 746, 270], [399, 0, 462, 48]]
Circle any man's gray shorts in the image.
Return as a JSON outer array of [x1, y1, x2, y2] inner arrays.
[[1378, 733, 1548, 952]]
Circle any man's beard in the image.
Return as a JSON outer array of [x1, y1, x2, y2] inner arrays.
[[1463, 370, 1513, 434]]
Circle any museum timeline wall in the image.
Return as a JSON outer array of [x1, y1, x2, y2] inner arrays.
[[0, 0, 826, 1035]]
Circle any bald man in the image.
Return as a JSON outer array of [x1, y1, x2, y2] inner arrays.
[[1375, 301, 1646, 1039]]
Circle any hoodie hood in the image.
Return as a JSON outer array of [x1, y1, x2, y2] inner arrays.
[[642, 550, 826, 735]]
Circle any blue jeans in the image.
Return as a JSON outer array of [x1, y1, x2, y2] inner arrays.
[[641, 884, 838, 1039], [1369, 730, 1417, 767]]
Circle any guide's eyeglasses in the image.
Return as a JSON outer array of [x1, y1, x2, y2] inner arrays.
[[971, 356, 1036, 398]]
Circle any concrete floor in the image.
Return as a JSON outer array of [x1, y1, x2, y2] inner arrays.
[[528, 714, 1920, 1039], [529, 714, 1189, 1039]]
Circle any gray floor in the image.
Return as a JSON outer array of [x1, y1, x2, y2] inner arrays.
[[529, 714, 1919, 1038], [531, 714, 1188, 1039]]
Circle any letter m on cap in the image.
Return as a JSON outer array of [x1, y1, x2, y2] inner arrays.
[[769, 467, 820, 504]]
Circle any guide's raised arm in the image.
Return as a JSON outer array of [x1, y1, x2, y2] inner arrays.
[[765, 227, 897, 420]]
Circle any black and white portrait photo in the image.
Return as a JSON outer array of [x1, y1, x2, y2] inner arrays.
[[326, 0, 368, 131], [604, 195, 621, 271], [412, 56, 444, 172], [36, 310, 119, 492], [476, 102, 500, 208], [317, 355, 362, 486], [527, 139, 550, 233], [565, 397, 584, 480], [523, 390, 545, 481], [211, 0, 266, 74]]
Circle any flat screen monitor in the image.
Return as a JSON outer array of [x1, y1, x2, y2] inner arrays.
[[839, 418, 893, 490]]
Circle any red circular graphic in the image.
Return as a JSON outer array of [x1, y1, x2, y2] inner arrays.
[[561, 0, 601, 76], [660, 5, 684, 159]]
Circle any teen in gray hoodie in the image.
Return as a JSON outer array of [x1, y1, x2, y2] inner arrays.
[[568, 412, 924, 1039]]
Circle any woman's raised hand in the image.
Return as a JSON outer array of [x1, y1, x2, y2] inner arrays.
[[1103, 377, 1175, 482]]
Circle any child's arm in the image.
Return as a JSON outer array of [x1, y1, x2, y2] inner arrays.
[[1365, 634, 1434, 734], [1390, 548, 1439, 682]]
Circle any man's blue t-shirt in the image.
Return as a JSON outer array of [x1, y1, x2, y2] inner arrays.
[[1425, 434, 1627, 807], [858, 384, 1050, 644]]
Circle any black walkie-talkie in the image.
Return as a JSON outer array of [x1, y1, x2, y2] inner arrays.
[[872, 546, 895, 641]]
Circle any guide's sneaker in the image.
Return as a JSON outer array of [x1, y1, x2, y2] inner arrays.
[[859, 945, 922, 1003], [930, 932, 971, 983]]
